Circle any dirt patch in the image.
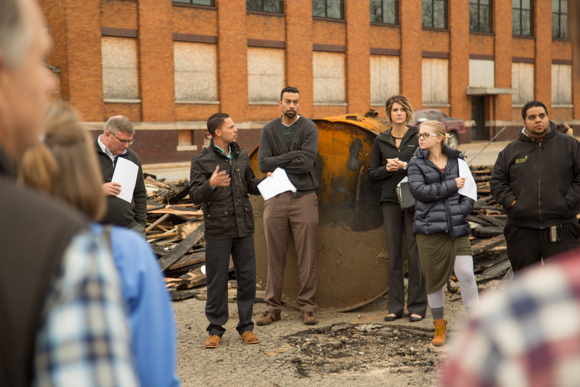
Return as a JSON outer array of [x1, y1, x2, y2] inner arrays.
[[285, 323, 438, 378]]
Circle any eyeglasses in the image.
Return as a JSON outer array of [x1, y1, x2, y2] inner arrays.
[[109, 131, 135, 145], [416, 133, 439, 139]]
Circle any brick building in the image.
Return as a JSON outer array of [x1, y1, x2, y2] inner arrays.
[[41, 0, 579, 164]]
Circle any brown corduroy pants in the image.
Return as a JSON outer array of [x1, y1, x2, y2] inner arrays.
[[263, 192, 319, 314]]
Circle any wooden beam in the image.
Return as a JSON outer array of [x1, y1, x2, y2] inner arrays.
[[157, 224, 205, 271]]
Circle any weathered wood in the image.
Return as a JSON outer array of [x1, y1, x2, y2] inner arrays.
[[474, 195, 494, 208], [480, 214, 506, 228], [158, 224, 205, 271], [146, 230, 177, 240], [466, 215, 494, 227], [148, 208, 203, 217], [168, 252, 205, 270], [471, 234, 506, 255], [170, 289, 200, 301], [145, 213, 170, 232], [176, 221, 204, 239], [473, 227, 504, 238]]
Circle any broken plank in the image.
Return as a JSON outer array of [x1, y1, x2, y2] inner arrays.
[[480, 214, 506, 228], [471, 234, 506, 255], [158, 223, 205, 271], [176, 221, 204, 239], [170, 289, 200, 302], [473, 227, 504, 238], [149, 208, 203, 217], [168, 252, 205, 270]]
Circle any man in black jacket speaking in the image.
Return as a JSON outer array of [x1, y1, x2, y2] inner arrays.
[[95, 116, 147, 236], [490, 100, 580, 272], [190, 113, 268, 349]]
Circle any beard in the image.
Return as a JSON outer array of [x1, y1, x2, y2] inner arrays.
[[284, 110, 296, 119]]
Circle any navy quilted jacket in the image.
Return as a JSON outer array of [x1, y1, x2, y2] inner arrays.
[[407, 146, 474, 238]]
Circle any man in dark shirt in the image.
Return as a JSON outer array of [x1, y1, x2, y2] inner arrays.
[[257, 86, 320, 326], [190, 113, 267, 348], [490, 100, 580, 272], [95, 115, 147, 236]]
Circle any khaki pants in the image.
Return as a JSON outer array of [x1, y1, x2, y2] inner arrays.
[[263, 192, 318, 314]]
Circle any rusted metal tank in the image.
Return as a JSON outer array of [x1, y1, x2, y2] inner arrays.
[[249, 113, 393, 310]]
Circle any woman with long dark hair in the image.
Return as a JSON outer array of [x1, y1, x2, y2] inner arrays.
[[368, 95, 427, 323]]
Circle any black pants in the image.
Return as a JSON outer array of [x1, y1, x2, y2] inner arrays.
[[381, 202, 428, 317], [205, 235, 256, 336], [505, 222, 580, 272]]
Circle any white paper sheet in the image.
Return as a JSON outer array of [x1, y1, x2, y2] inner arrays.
[[258, 167, 297, 201], [457, 159, 478, 201], [111, 157, 139, 203], [397, 176, 408, 187]]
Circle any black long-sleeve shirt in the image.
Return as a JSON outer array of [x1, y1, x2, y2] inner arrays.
[[258, 116, 319, 196]]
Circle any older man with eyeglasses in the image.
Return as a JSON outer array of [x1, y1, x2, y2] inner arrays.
[[95, 115, 147, 236]]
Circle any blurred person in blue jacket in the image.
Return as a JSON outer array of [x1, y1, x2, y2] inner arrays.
[[18, 104, 180, 387]]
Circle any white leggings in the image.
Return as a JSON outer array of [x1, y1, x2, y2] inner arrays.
[[427, 255, 479, 309]]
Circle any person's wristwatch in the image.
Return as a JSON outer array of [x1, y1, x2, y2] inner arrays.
[[402, 162, 408, 170]]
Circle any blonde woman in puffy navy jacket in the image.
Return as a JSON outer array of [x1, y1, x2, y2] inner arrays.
[[407, 120, 479, 347]]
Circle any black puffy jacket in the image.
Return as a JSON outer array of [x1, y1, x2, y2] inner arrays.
[[189, 141, 262, 240], [368, 126, 419, 203], [408, 146, 474, 238]]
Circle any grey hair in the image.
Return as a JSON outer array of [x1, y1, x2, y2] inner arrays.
[[104, 115, 134, 135], [0, 0, 34, 69]]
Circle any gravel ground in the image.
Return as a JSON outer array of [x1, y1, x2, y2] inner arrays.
[[173, 280, 502, 387]]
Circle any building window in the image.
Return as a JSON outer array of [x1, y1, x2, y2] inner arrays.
[[512, 62, 534, 106], [513, 0, 533, 36], [313, 0, 344, 20], [370, 0, 399, 25], [247, 47, 285, 103], [552, 64, 572, 106], [469, 0, 492, 33], [370, 55, 399, 105], [422, 58, 448, 105], [174, 42, 218, 103], [422, 0, 447, 29], [469, 59, 495, 88], [101, 37, 139, 101], [552, 0, 568, 39], [173, 0, 215, 6], [313, 52, 346, 104], [247, 0, 283, 13]]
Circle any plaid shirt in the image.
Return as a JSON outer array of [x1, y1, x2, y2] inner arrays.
[[33, 231, 138, 387], [441, 250, 580, 387]]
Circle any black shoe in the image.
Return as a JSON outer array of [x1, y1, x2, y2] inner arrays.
[[409, 314, 423, 322], [384, 314, 399, 322]]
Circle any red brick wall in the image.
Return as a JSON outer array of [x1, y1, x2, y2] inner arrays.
[[43, 0, 580, 159]]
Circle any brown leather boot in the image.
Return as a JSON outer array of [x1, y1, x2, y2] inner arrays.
[[432, 319, 447, 346]]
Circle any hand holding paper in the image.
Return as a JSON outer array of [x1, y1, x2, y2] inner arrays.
[[258, 168, 297, 201], [111, 157, 139, 203], [457, 159, 477, 201]]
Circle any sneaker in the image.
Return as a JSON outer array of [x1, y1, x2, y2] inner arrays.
[[256, 311, 281, 326], [239, 331, 260, 344], [204, 335, 222, 349], [303, 311, 318, 325]]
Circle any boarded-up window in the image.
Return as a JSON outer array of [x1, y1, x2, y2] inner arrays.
[[174, 42, 218, 103], [370, 55, 399, 105], [512, 62, 534, 105], [101, 37, 139, 100], [422, 58, 448, 105], [469, 59, 494, 88], [313, 52, 346, 104], [247, 47, 285, 103], [552, 64, 572, 106]]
